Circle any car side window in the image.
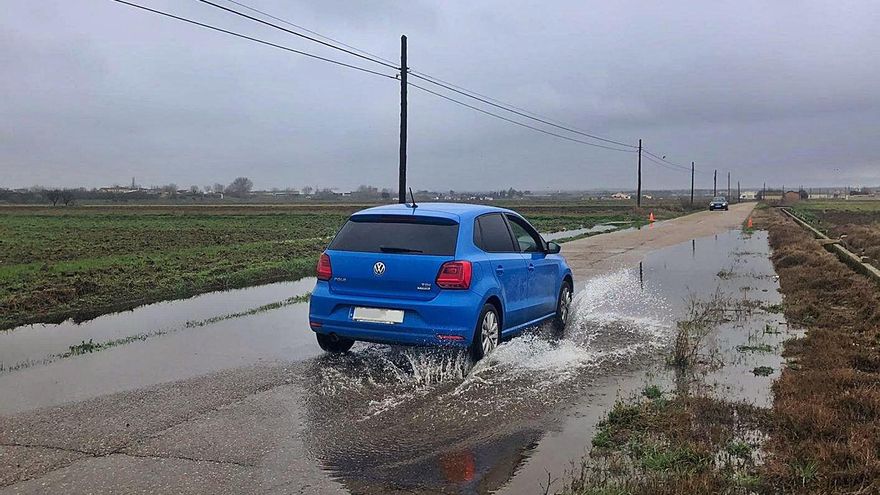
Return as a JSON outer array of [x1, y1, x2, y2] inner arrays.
[[505, 214, 545, 253], [474, 213, 516, 252]]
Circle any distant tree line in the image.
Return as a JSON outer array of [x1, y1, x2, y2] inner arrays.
[[0, 176, 256, 205]]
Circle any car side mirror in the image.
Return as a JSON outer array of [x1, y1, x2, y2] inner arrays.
[[546, 241, 561, 254]]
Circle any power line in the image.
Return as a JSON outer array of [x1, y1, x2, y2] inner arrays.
[[196, 0, 399, 70], [223, 0, 398, 66], [642, 149, 690, 170], [408, 82, 637, 153], [409, 73, 638, 149], [205, 0, 640, 150], [109, 0, 397, 79], [642, 149, 709, 174], [641, 153, 691, 173]]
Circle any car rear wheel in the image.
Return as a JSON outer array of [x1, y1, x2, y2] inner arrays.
[[552, 280, 573, 335], [316, 333, 354, 353], [471, 304, 500, 361]]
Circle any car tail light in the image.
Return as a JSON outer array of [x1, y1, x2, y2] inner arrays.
[[316, 253, 332, 281], [436, 260, 472, 289]]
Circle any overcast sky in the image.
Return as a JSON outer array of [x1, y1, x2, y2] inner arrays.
[[2, 0, 878, 191]]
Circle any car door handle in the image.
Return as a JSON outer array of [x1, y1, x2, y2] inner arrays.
[[527, 263, 535, 272], [495, 265, 504, 276]]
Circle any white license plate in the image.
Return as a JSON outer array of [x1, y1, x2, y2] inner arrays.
[[352, 307, 405, 324]]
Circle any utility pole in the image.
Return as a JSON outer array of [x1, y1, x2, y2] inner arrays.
[[690, 161, 695, 206], [398, 35, 408, 204], [737, 181, 740, 203], [636, 139, 642, 208], [727, 172, 731, 201], [713, 169, 717, 197]]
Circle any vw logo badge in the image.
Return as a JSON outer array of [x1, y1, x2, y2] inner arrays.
[[373, 261, 386, 276]]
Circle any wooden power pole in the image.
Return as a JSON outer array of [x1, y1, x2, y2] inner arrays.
[[636, 139, 642, 208], [398, 35, 408, 203], [737, 181, 741, 203], [727, 172, 731, 200], [690, 161, 695, 206], [713, 169, 717, 196]]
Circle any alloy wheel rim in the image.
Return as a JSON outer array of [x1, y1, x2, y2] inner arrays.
[[481, 311, 499, 355], [560, 287, 572, 323]]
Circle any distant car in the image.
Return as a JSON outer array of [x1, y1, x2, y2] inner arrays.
[[709, 196, 729, 211], [308, 203, 574, 360]]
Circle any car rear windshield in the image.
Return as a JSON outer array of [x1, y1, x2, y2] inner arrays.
[[328, 215, 459, 256]]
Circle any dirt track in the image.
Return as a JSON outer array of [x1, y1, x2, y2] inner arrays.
[[564, 202, 755, 279]]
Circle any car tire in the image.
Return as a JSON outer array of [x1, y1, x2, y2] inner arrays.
[[552, 280, 573, 335], [316, 333, 354, 353], [471, 303, 500, 361]]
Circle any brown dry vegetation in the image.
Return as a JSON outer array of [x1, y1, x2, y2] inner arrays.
[[755, 207, 880, 493], [791, 202, 880, 269]]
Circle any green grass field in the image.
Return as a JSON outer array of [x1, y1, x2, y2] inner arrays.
[[0, 201, 697, 329]]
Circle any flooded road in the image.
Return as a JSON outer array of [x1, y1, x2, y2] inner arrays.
[[1, 208, 794, 494]]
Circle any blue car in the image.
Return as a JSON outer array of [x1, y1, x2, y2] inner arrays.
[[308, 203, 573, 360]]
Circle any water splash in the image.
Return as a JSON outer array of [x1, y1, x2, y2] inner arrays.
[[308, 268, 672, 422]]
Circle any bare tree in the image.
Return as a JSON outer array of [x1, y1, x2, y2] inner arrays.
[[46, 189, 62, 206], [161, 184, 178, 197], [301, 186, 313, 195], [225, 177, 253, 197], [189, 185, 200, 195], [60, 189, 76, 206], [213, 183, 225, 195], [204, 185, 213, 193]]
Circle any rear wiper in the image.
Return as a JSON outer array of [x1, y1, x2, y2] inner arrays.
[[379, 246, 423, 253]]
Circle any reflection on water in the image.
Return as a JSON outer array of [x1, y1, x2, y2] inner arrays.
[[542, 224, 620, 241], [296, 230, 787, 494], [299, 266, 672, 494], [0, 279, 315, 371]]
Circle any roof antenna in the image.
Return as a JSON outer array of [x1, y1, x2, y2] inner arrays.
[[408, 187, 418, 208]]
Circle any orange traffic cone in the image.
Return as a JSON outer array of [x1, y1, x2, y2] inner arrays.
[[747, 217, 753, 228], [649, 211, 656, 222]]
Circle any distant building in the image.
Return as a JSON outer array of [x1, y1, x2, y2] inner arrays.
[[782, 191, 801, 203], [98, 186, 139, 194], [740, 191, 757, 200], [611, 192, 631, 200]]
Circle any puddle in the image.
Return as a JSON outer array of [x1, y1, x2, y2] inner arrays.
[[293, 229, 794, 494], [0, 278, 315, 372], [0, 229, 795, 494], [542, 224, 621, 241]]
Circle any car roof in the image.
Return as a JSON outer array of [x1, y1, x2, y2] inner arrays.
[[351, 202, 516, 222]]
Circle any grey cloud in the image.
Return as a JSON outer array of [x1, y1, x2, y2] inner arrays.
[[1, 0, 878, 190]]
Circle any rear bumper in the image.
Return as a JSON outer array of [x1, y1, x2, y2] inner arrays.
[[308, 282, 482, 347]]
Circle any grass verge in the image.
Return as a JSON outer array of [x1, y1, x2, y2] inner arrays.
[[751, 207, 880, 493]]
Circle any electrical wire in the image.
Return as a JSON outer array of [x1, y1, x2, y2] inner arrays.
[[196, 0, 399, 70], [202, 0, 640, 150], [642, 149, 691, 171], [408, 72, 638, 149], [109, 0, 398, 79], [408, 82, 637, 153], [223, 0, 398, 66], [641, 153, 691, 173]]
